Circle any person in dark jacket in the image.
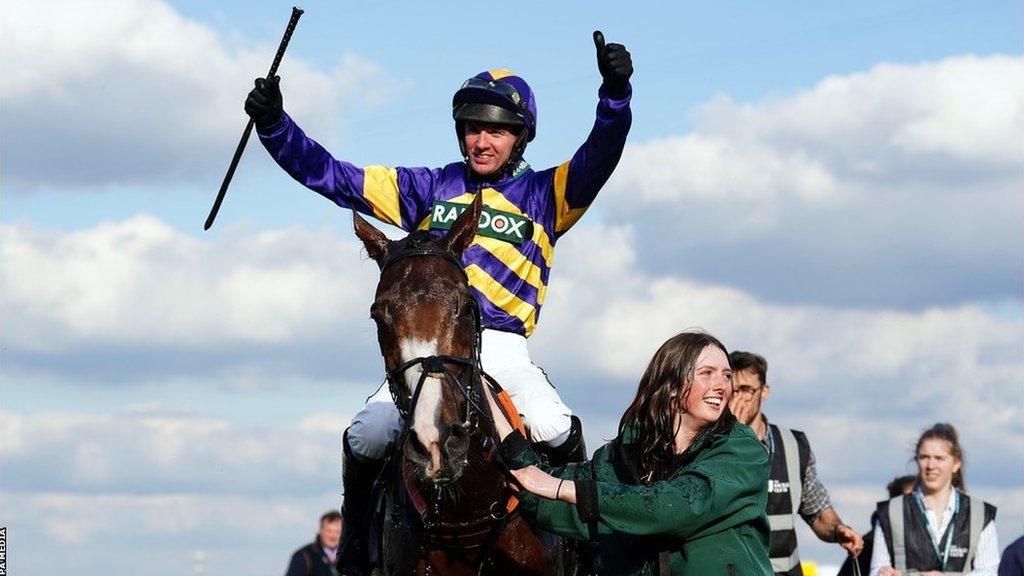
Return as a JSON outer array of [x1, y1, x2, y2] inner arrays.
[[489, 331, 773, 575], [284, 510, 343, 576], [998, 535, 1023, 576], [838, 475, 916, 576]]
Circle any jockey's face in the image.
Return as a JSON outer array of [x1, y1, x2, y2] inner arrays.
[[681, 345, 733, 430], [463, 121, 518, 177]]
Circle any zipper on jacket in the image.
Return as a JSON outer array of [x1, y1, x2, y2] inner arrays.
[[727, 564, 736, 576]]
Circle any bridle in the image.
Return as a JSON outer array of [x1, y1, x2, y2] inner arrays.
[[372, 240, 516, 567], [377, 243, 493, 440]]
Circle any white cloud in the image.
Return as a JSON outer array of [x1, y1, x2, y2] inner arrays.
[[613, 131, 841, 205], [533, 221, 1023, 485], [600, 54, 1024, 307], [0, 0, 407, 189], [0, 406, 349, 495], [683, 55, 1024, 199], [0, 489, 332, 576], [1, 215, 377, 352], [5, 216, 1020, 459], [73, 440, 113, 482], [539, 222, 1021, 384]]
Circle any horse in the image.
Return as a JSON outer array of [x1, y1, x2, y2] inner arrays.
[[352, 194, 566, 576]]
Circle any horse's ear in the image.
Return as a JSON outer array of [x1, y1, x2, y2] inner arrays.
[[446, 194, 481, 256], [353, 210, 389, 263]]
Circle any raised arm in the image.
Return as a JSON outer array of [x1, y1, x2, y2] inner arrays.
[[246, 76, 439, 230], [549, 32, 633, 238]]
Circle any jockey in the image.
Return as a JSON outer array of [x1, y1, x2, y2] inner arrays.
[[245, 31, 632, 575]]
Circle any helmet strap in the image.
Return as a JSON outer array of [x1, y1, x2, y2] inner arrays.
[[456, 121, 469, 159], [508, 130, 528, 165]]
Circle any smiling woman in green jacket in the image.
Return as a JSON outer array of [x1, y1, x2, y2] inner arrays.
[[489, 331, 773, 576]]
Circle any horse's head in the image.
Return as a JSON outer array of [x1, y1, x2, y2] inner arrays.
[[354, 195, 485, 484]]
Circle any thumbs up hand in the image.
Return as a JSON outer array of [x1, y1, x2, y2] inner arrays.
[[593, 30, 632, 96]]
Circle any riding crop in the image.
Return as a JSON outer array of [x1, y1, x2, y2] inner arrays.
[[204, 6, 304, 230]]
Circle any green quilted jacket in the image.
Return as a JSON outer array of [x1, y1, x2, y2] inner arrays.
[[505, 413, 772, 575]]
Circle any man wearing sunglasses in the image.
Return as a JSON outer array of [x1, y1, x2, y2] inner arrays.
[[246, 31, 632, 575]]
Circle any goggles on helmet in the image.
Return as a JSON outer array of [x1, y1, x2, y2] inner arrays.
[[455, 77, 535, 128]]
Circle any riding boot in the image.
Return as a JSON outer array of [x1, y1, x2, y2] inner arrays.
[[339, 429, 384, 576], [534, 415, 588, 467]]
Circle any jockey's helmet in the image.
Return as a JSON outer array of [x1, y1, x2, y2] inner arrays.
[[452, 70, 537, 165]]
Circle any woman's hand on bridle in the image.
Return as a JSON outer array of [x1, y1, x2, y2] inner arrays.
[[484, 383, 577, 504], [509, 466, 577, 504]]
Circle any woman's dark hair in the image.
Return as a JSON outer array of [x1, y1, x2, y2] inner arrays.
[[915, 422, 966, 491], [616, 331, 729, 479]]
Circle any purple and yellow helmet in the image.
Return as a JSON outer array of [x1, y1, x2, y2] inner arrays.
[[452, 69, 537, 142]]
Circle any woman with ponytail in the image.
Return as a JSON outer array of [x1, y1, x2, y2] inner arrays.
[[487, 331, 773, 575], [870, 423, 999, 576]]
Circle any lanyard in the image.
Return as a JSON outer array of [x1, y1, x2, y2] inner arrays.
[[760, 418, 775, 456], [912, 489, 958, 569]]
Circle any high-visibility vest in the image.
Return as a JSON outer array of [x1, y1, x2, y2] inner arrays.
[[876, 491, 996, 575], [765, 424, 810, 576]]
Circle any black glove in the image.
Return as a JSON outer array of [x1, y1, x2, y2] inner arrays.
[[593, 30, 632, 97], [244, 75, 283, 129]]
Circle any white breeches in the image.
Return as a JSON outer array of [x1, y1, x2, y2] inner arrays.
[[346, 329, 573, 461]]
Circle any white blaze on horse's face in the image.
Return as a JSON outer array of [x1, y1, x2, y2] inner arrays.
[[400, 337, 444, 477]]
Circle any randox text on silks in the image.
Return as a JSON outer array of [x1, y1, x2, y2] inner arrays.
[[429, 200, 534, 245]]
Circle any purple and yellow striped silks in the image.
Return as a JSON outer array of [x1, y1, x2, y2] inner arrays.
[[258, 84, 631, 337]]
